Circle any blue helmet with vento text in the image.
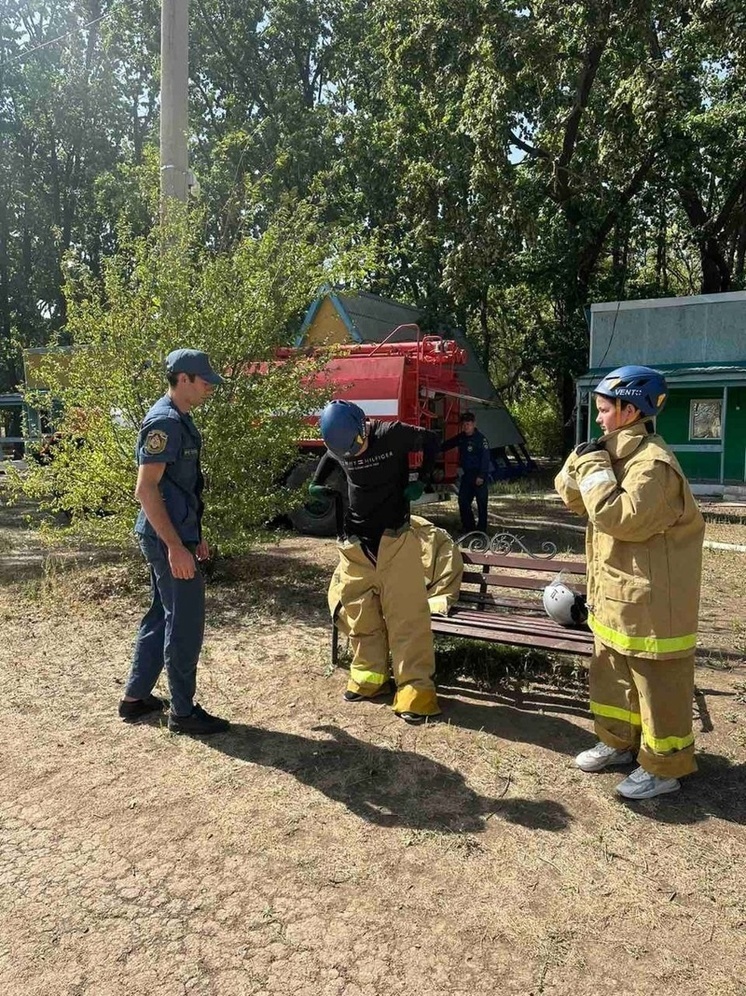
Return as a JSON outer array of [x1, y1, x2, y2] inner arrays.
[[594, 365, 668, 417]]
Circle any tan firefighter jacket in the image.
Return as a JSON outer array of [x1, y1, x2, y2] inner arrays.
[[409, 514, 464, 615], [330, 514, 464, 634], [555, 420, 705, 660]]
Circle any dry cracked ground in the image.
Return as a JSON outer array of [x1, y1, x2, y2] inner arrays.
[[1, 494, 746, 996]]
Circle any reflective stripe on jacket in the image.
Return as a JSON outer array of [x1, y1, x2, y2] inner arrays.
[[555, 422, 705, 660]]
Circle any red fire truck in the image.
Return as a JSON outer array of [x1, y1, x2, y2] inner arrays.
[[284, 333, 487, 535]]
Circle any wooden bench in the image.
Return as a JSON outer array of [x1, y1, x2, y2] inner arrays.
[[331, 550, 593, 665], [430, 550, 593, 658]]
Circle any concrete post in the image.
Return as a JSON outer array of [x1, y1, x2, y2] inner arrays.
[[160, 0, 189, 208]]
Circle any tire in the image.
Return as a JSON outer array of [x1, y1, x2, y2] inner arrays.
[[287, 457, 347, 537]]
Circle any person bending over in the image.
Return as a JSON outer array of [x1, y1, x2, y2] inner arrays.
[[311, 400, 441, 725]]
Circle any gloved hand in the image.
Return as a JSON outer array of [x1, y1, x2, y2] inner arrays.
[[308, 483, 334, 499], [404, 481, 424, 502], [575, 439, 605, 457]]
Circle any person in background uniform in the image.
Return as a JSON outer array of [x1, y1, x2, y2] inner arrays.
[[311, 400, 441, 724], [555, 365, 704, 800], [118, 349, 230, 736], [442, 411, 491, 533]]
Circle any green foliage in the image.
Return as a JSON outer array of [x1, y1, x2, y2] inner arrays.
[[510, 390, 564, 459], [3, 0, 746, 452], [9, 200, 375, 552]]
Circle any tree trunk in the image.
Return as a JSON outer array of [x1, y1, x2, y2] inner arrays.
[[656, 200, 668, 294], [735, 223, 746, 284], [678, 184, 732, 292], [479, 293, 491, 374]]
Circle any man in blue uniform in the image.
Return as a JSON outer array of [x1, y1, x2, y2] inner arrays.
[[118, 349, 230, 736], [442, 411, 491, 533]]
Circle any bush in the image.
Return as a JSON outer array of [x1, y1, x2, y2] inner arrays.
[[9, 201, 372, 552], [511, 391, 564, 458]]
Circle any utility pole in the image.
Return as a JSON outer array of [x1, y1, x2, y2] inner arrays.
[[160, 0, 189, 210]]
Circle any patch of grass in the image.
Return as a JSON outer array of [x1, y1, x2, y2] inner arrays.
[[489, 466, 559, 496], [700, 505, 746, 526], [207, 552, 329, 591], [207, 551, 330, 627], [2, 549, 148, 610], [332, 630, 589, 697], [400, 828, 485, 855], [434, 635, 587, 694], [697, 652, 738, 671]]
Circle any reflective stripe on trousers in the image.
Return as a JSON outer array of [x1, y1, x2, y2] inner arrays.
[[589, 639, 697, 779], [333, 530, 440, 716]]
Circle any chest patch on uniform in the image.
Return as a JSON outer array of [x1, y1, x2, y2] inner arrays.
[[144, 429, 168, 455]]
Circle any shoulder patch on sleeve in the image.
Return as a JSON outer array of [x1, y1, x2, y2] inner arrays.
[[144, 429, 169, 455]]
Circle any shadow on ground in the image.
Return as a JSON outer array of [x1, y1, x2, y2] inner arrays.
[[436, 689, 595, 757], [204, 723, 572, 834]]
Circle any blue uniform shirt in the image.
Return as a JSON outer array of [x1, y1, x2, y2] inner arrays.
[[134, 394, 204, 543], [443, 427, 491, 476]]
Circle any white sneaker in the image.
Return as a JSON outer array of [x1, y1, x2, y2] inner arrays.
[[575, 741, 634, 772], [615, 765, 680, 800]]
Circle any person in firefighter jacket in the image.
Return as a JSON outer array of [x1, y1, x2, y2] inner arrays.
[[555, 366, 705, 800], [310, 400, 442, 724]]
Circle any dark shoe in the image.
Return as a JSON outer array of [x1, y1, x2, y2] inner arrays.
[[396, 711, 434, 726], [168, 703, 230, 736], [343, 682, 392, 703], [344, 690, 366, 702], [118, 694, 168, 722]]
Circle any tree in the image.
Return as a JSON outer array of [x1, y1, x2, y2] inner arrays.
[[316, 1, 745, 442], [3, 0, 743, 463], [650, 2, 746, 292], [189, 0, 347, 244], [9, 199, 373, 551], [0, 0, 158, 398]]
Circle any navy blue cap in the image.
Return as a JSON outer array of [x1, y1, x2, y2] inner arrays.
[[165, 348, 224, 385]]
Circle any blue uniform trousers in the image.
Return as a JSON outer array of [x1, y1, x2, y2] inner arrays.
[[125, 534, 205, 717], [458, 473, 489, 533]]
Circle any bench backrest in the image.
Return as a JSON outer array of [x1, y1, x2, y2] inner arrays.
[[459, 551, 587, 612]]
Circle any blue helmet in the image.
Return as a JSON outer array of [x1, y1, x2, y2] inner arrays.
[[594, 365, 668, 417], [319, 400, 367, 458]]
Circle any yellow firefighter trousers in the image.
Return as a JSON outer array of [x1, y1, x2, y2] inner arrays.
[[590, 639, 697, 778], [332, 530, 440, 717]]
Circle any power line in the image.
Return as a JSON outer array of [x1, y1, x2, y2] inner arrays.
[[7, 12, 109, 64]]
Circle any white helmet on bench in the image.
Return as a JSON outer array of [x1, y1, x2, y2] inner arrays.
[[542, 575, 588, 628]]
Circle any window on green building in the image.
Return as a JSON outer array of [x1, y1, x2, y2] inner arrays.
[[689, 399, 722, 440]]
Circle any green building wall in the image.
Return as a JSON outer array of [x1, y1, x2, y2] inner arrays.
[[723, 387, 746, 482], [658, 389, 723, 482]]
